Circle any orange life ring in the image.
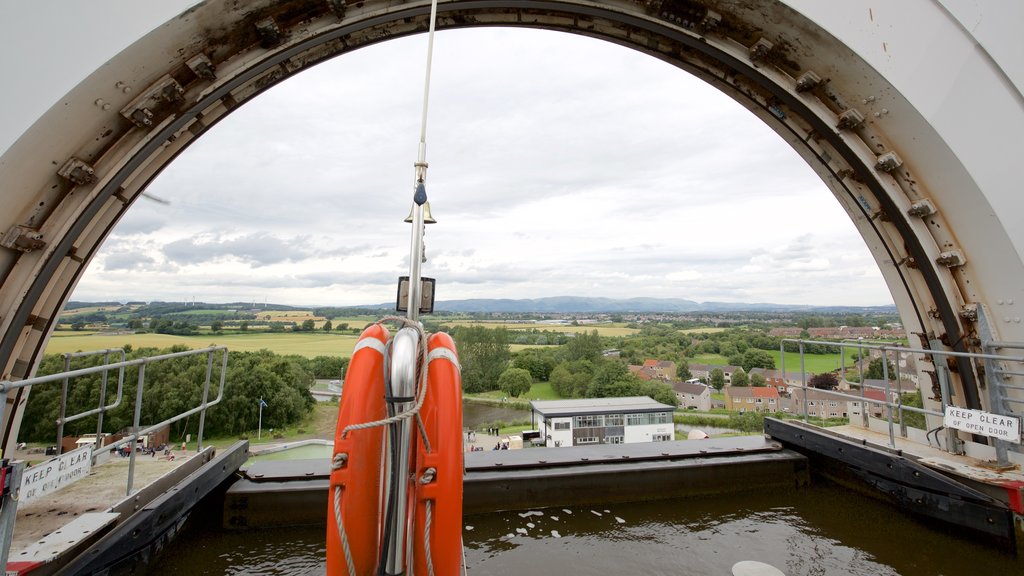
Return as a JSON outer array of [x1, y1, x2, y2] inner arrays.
[[412, 332, 464, 575], [327, 326, 463, 575], [327, 323, 389, 576]]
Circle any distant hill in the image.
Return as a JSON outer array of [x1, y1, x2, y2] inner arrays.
[[430, 296, 896, 314]]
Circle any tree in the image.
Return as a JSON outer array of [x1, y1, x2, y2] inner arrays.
[[731, 368, 749, 387], [301, 319, 316, 332], [336, 323, 349, 331], [310, 355, 348, 379], [560, 330, 603, 363], [512, 348, 557, 381], [709, 368, 725, 391], [452, 326, 511, 393], [676, 360, 692, 380], [865, 357, 896, 380], [750, 372, 767, 387], [211, 320, 223, 333], [741, 349, 775, 372], [239, 321, 249, 331], [549, 360, 593, 398], [809, 372, 839, 390], [587, 360, 638, 398], [323, 320, 333, 332], [71, 321, 86, 331], [498, 367, 533, 398]]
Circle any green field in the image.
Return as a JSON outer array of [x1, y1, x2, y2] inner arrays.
[[44, 332, 360, 358], [467, 381, 561, 401], [440, 321, 639, 337], [689, 349, 857, 374], [678, 327, 729, 334]]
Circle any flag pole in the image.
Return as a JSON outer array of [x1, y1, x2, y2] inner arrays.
[[258, 396, 264, 440]]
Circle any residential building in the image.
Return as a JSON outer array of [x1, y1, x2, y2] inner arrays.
[[531, 397, 676, 447], [689, 363, 744, 384], [642, 359, 677, 380], [724, 386, 780, 413], [848, 389, 888, 419], [787, 388, 847, 419], [672, 381, 711, 411]]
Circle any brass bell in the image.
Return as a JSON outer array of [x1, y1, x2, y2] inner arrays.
[[404, 201, 437, 224]]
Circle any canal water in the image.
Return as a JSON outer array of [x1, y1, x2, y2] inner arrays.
[[150, 477, 1020, 575], [146, 402, 1020, 573]]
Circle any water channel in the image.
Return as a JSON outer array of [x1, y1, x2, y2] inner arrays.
[[150, 479, 1020, 575], [146, 402, 1022, 574]]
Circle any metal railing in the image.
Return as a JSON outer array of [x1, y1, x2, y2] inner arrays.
[[780, 337, 1023, 466], [55, 348, 126, 455], [0, 346, 229, 495]]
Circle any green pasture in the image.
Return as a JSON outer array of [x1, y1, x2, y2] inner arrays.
[[689, 349, 857, 374], [440, 321, 638, 337], [467, 381, 561, 401], [44, 332, 360, 358]]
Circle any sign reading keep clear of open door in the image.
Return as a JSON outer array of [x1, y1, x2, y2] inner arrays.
[[944, 407, 1022, 444]]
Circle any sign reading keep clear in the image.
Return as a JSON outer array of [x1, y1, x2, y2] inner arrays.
[[20, 444, 93, 504], [944, 407, 1021, 444]]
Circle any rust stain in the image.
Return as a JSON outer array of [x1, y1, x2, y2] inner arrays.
[[869, 8, 874, 22]]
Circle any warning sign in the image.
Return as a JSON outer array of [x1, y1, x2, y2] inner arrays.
[[943, 407, 1021, 444], [19, 444, 93, 504]]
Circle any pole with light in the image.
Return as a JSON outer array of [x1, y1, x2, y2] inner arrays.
[[257, 396, 267, 440]]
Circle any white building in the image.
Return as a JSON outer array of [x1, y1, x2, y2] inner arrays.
[[531, 397, 675, 448]]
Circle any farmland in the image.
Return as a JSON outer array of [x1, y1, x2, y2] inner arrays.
[[439, 320, 639, 337], [44, 332, 360, 358]]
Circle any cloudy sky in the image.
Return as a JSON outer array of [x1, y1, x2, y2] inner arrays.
[[4, 4, 892, 308]]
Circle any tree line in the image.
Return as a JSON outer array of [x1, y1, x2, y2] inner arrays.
[[452, 326, 679, 407], [20, 347, 349, 443]]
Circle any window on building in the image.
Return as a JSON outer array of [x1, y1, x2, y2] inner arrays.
[[605, 436, 623, 444], [605, 414, 624, 426], [553, 421, 570, 430], [768, 399, 776, 404], [756, 398, 762, 404], [747, 398, 754, 403], [829, 411, 839, 418], [829, 401, 838, 407], [652, 434, 672, 442], [576, 436, 598, 445]]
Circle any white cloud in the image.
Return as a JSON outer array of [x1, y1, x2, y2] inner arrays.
[[63, 27, 892, 307]]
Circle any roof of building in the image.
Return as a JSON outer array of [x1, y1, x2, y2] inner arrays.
[[530, 396, 674, 417], [725, 386, 780, 399], [672, 381, 708, 396]]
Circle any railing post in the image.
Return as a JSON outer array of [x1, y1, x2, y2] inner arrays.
[[196, 350, 214, 452], [973, 306, 1015, 466], [126, 362, 146, 496], [799, 342, 808, 423], [881, 346, 896, 448], [56, 354, 72, 455], [94, 350, 111, 452], [935, 364, 961, 455]]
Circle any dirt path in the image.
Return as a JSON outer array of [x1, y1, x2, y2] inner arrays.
[[10, 450, 195, 552]]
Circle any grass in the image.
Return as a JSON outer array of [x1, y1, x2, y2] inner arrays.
[[44, 332, 360, 358], [468, 381, 561, 401], [689, 350, 858, 374], [678, 327, 728, 334], [439, 321, 639, 337], [202, 402, 338, 450]]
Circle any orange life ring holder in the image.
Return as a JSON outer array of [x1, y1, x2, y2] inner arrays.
[[327, 325, 463, 575]]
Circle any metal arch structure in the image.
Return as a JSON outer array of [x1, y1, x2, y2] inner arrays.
[[0, 0, 1021, 454]]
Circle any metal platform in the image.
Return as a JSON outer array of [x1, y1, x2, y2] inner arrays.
[[225, 436, 809, 528], [765, 418, 1024, 552]]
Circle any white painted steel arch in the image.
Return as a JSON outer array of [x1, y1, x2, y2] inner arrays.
[[0, 0, 1022, 453]]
